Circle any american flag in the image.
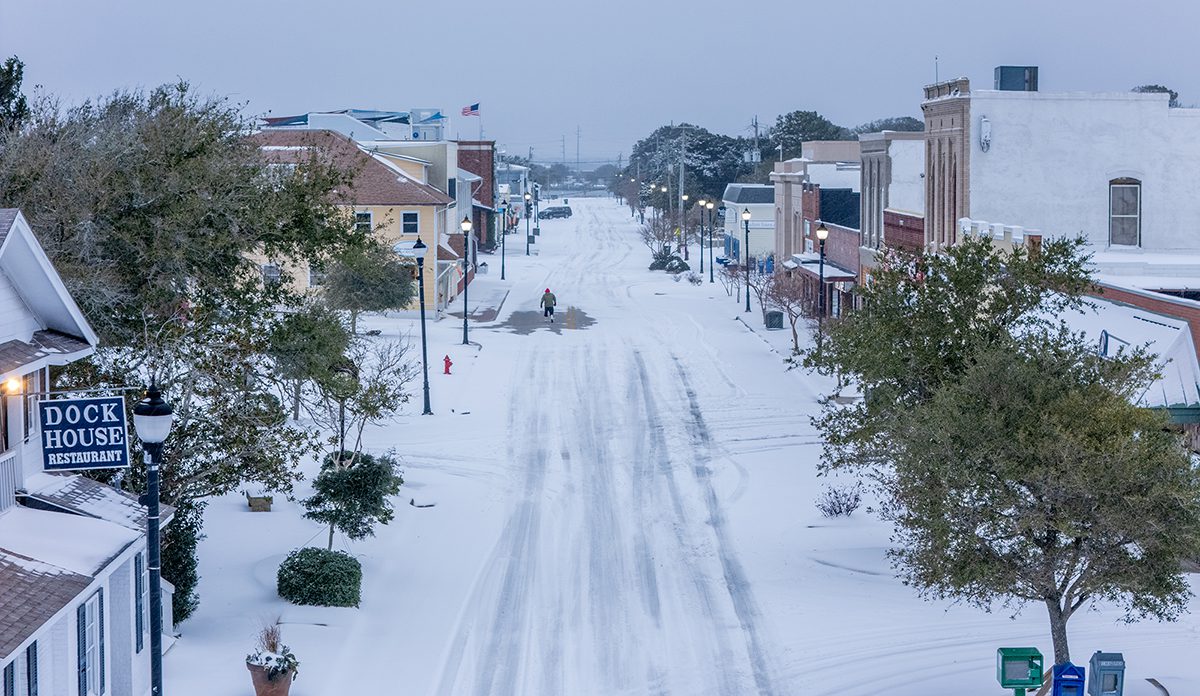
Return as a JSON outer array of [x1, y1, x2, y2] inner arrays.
[[461, 103, 480, 116]]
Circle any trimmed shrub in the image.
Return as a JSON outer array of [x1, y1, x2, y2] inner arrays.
[[277, 547, 362, 607]]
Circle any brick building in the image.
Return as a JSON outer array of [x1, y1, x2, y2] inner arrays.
[[456, 140, 497, 251]]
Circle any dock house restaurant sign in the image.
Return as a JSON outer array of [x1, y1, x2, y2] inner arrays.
[[39, 396, 131, 471]]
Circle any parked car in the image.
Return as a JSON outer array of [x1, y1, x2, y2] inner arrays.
[[538, 206, 572, 219]]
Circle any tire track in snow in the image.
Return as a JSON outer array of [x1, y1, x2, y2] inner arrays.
[[671, 355, 784, 696]]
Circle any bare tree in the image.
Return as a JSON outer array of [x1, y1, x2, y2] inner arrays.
[[763, 272, 816, 354]]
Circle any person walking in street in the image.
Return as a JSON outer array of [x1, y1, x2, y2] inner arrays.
[[541, 288, 557, 322]]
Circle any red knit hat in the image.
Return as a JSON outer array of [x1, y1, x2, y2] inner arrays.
[[545, 288, 550, 292]]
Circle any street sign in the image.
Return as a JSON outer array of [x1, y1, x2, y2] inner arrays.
[[39, 396, 131, 471]]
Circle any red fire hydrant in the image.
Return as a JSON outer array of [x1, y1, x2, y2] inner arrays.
[[443, 355, 453, 375]]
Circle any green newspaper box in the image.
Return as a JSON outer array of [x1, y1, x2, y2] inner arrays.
[[998, 647, 1044, 694]]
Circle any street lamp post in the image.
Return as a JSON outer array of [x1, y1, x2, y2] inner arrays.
[[499, 198, 508, 280], [697, 199, 706, 274], [700, 201, 710, 283], [524, 192, 532, 256], [816, 221, 829, 325], [681, 193, 691, 258], [133, 386, 174, 696], [396, 238, 432, 413], [460, 216, 472, 345], [742, 208, 752, 312]]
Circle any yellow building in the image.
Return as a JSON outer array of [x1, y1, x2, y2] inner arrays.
[[251, 129, 455, 312]]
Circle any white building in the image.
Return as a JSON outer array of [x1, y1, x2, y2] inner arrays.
[[721, 184, 775, 265], [0, 209, 173, 696], [922, 74, 1200, 259]]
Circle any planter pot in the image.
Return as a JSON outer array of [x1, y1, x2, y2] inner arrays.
[[247, 663, 293, 696]]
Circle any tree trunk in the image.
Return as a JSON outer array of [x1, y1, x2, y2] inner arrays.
[[1044, 598, 1072, 665], [327, 523, 335, 551], [790, 319, 800, 354], [291, 381, 302, 421], [349, 311, 358, 335]]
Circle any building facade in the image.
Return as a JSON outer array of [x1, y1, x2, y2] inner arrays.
[[858, 130, 924, 278], [0, 209, 174, 696]]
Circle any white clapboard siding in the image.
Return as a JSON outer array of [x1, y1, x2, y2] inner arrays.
[[0, 270, 41, 344], [0, 451, 18, 512]]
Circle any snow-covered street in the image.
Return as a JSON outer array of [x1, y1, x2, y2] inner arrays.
[[165, 197, 1200, 696]]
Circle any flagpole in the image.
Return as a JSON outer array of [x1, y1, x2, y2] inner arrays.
[[478, 107, 483, 140]]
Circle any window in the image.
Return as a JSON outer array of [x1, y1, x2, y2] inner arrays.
[[447, 178, 457, 200], [21, 371, 39, 442], [354, 211, 372, 234], [135, 553, 145, 653], [1109, 179, 1141, 246], [77, 591, 104, 696], [402, 212, 419, 235], [308, 268, 326, 288], [25, 642, 36, 696], [261, 264, 281, 286], [4, 661, 13, 696]]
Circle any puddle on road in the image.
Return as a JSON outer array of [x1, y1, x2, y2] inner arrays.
[[496, 307, 597, 335]]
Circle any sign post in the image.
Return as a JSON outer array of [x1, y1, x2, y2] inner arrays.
[[39, 396, 130, 471]]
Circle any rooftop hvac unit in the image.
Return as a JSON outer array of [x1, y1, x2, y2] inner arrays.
[[994, 66, 1039, 91]]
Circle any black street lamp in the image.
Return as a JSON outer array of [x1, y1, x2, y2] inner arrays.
[[133, 385, 174, 696], [398, 238, 433, 414], [700, 201, 710, 283], [460, 216, 472, 345], [816, 221, 829, 323], [499, 198, 508, 280], [742, 208, 752, 313], [524, 191, 532, 256], [697, 199, 706, 275], [712, 204, 721, 283]]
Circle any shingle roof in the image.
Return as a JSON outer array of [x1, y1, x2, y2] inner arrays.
[[251, 130, 451, 207], [0, 209, 16, 245], [0, 330, 93, 375], [22, 472, 175, 530], [723, 184, 775, 205], [0, 549, 91, 660]]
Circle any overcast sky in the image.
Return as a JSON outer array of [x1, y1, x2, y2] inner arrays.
[[3, 0, 1197, 168]]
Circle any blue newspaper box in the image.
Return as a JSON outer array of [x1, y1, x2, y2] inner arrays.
[[1052, 662, 1086, 696], [1087, 652, 1124, 696]]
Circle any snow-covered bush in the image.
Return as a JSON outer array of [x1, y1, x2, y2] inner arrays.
[[665, 257, 690, 274], [686, 271, 702, 286], [815, 484, 862, 517], [246, 622, 299, 682], [277, 547, 362, 607]]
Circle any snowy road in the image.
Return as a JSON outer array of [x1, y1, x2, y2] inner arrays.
[[169, 197, 1200, 696]]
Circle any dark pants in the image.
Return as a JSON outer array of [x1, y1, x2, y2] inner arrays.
[[544, 306, 554, 317]]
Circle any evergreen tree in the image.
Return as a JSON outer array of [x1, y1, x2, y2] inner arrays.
[[769, 110, 853, 159], [268, 303, 352, 419], [802, 236, 1200, 661], [303, 451, 404, 550], [852, 116, 924, 134], [322, 239, 416, 333], [0, 56, 29, 131], [1132, 84, 1180, 108]]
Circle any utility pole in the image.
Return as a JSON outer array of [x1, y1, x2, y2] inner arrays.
[[576, 126, 581, 177], [561, 135, 566, 166], [679, 131, 687, 259]]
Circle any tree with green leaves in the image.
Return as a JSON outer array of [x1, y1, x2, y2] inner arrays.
[[303, 451, 404, 550], [268, 303, 352, 420], [0, 56, 29, 131], [806, 235, 1200, 664], [852, 116, 924, 134], [621, 124, 753, 208], [0, 81, 366, 620], [1132, 84, 1181, 108], [890, 330, 1200, 664], [769, 110, 852, 159], [321, 239, 416, 334]]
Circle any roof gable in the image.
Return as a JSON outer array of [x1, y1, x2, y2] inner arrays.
[[0, 210, 99, 348]]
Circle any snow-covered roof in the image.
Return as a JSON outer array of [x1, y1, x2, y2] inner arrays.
[[1059, 297, 1200, 408], [22, 472, 175, 531], [790, 253, 856, 281], [0, 506, 139, 577]]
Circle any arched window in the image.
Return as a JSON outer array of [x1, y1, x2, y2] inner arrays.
[[1109, 178, 1141, 246]]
